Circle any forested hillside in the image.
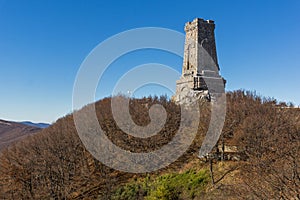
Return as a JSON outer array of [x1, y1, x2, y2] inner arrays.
[[0, 90, 299, 199]]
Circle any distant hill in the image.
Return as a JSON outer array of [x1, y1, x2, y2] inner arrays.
[[20, 121, 50, 128], [0, 119, 41, 150]]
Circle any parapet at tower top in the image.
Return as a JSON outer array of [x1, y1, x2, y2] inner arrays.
[[188, 18, 215, 24]]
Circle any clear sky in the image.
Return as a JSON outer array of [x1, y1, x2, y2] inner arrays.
[[0, 0, 299, 123]]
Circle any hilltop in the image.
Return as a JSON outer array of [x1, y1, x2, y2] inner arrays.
[[0, 90, 299, 199]]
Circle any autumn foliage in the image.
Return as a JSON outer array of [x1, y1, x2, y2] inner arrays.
[[0, 91, 299, 199]]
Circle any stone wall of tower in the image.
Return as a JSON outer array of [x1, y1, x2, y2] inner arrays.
[[182, 18, 219, 76]]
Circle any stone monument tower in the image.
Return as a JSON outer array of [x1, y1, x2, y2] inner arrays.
[[175, 18, 225, 103]]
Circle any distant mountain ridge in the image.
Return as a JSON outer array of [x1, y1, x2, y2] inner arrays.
[[20, 121, 50, 128], [0, 119, 44, 150]]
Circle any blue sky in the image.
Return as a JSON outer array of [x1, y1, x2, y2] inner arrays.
[[0, 0, 299, 123]]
